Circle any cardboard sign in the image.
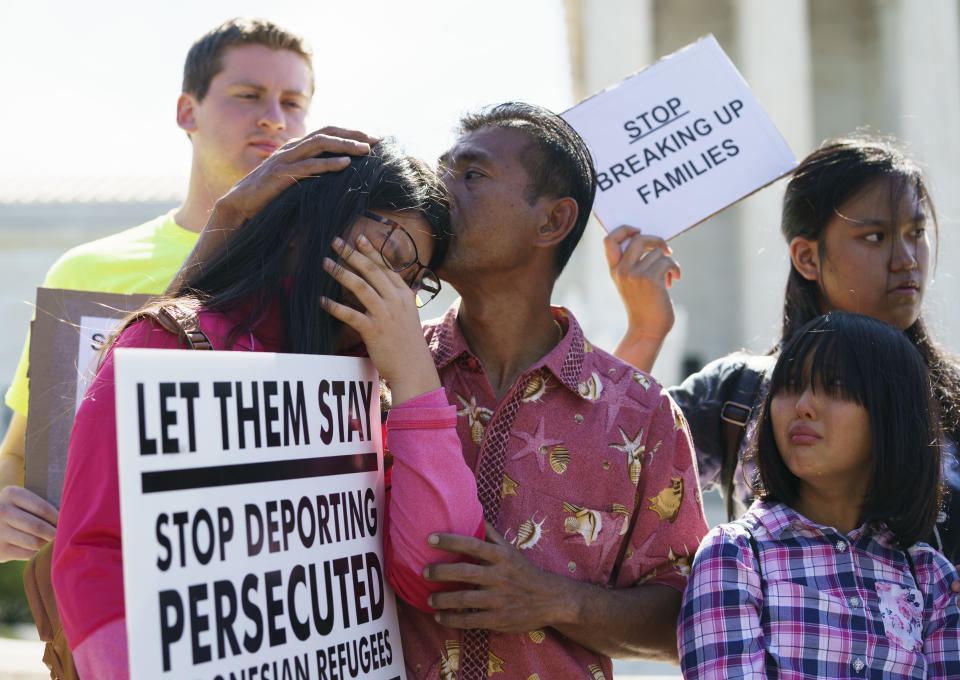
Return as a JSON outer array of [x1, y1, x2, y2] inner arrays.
[[114, 348, 405, 680], [562, 35, 797, 239], [25, 287, 149, 506]]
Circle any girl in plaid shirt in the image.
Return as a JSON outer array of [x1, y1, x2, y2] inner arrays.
[[679, 312, 960, 679]]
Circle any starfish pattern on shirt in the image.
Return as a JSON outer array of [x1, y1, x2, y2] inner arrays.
[[610, 425, 646, 485], [511, 418, 562, 474]]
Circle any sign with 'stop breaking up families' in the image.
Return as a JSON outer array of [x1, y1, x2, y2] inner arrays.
[[562, 34, 797, 240], [114, 348, 405, 680]]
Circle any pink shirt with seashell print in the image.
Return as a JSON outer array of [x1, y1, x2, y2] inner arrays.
[[397, 302, 710, 680]]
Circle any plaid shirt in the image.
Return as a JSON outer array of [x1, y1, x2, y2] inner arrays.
[[679, 500, 960, 679]]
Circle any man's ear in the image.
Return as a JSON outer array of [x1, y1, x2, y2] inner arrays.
[[176, 93, 199, 136], [534, 197, 578, 248], [789, 235, 821, 281]]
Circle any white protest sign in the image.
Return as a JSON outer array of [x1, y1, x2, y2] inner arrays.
[[75, 314, 125, 408], [562, 34, 797, 239], [115, 348, 405, 680]]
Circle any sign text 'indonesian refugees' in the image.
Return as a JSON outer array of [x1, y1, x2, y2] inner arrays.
[[114, 349, 405, 680], [562, 35, 797, 240]]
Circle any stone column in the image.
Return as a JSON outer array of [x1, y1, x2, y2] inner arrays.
[[733, 0, 814, 351], [884, 0, 960, 353], [557, 0, 659, 367]]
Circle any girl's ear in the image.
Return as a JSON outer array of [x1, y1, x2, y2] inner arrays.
[[789, 236, 821, 282]]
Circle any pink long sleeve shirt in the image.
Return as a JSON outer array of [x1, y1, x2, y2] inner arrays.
[[51, 309, 483, 679]]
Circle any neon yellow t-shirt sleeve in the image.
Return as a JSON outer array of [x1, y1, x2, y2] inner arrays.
[[4, 332, 30, 416], [4, 212, 197, 418]]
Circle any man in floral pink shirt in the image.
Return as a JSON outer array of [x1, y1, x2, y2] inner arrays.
[[401, 102, 709, 680], [169, 102, 710, 679]]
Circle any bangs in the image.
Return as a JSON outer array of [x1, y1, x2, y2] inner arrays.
[[756, 311, 942, 546], [770, 324, 866, 405]]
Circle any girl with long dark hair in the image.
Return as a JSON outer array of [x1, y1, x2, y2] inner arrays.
[[51, 141, 484, 678], [679, 313, 960, 678], [607, 136, 960, 559]]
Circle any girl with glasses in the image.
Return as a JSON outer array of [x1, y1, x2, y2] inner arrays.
[[678, 312, 960, 678], [51, 140, 484, 678]]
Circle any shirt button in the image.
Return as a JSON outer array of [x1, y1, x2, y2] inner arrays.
[[852, 657, 865, 673], [849, 596, 861, 607], [568, 561, 577, 572], [835, 540, 848, 552]]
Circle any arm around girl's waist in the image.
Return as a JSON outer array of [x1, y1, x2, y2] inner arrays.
[[383, 388, 483, 611]]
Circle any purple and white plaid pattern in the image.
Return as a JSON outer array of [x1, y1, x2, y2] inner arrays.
[[679, 500, 960, 679]]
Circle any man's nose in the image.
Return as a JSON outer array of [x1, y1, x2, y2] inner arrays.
[[258, 97, 286, 132]]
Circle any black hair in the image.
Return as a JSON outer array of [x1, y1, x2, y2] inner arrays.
[[753, 312, 941, 548], [780, 136, 938, 339], [779, 134, 960, 451], [458, 101, 597, 275], [170, 140, 448, 354]]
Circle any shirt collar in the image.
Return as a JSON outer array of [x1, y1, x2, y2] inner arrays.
[[543, 307, 587, 396], [428, 301, 590, 398], [751, 499, 896, 544], [428, 299, 470, 369], [750, 499, 800, 538]]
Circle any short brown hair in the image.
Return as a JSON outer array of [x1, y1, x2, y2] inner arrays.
[[182, 17, 313, 102]]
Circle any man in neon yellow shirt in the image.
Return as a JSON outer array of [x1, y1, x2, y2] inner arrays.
[[0, 18, 327, 561]]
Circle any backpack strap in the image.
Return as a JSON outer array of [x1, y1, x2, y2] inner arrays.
[[23, 542, 80, 680], [720, 358, 771, 520], [904, 546, 920, 586], [127, 300, 213, 350], [739, 522, 764, 584]]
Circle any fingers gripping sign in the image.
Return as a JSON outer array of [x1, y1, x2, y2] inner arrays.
[[604, 226, 680, 319], [321, 235, 441, 405], [0, 486, 58, 562], [422, 522, 574, 634], [605, 225, 682, 372]]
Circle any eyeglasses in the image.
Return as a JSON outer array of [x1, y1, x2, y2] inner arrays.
[[359, 210, 441, 307]]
